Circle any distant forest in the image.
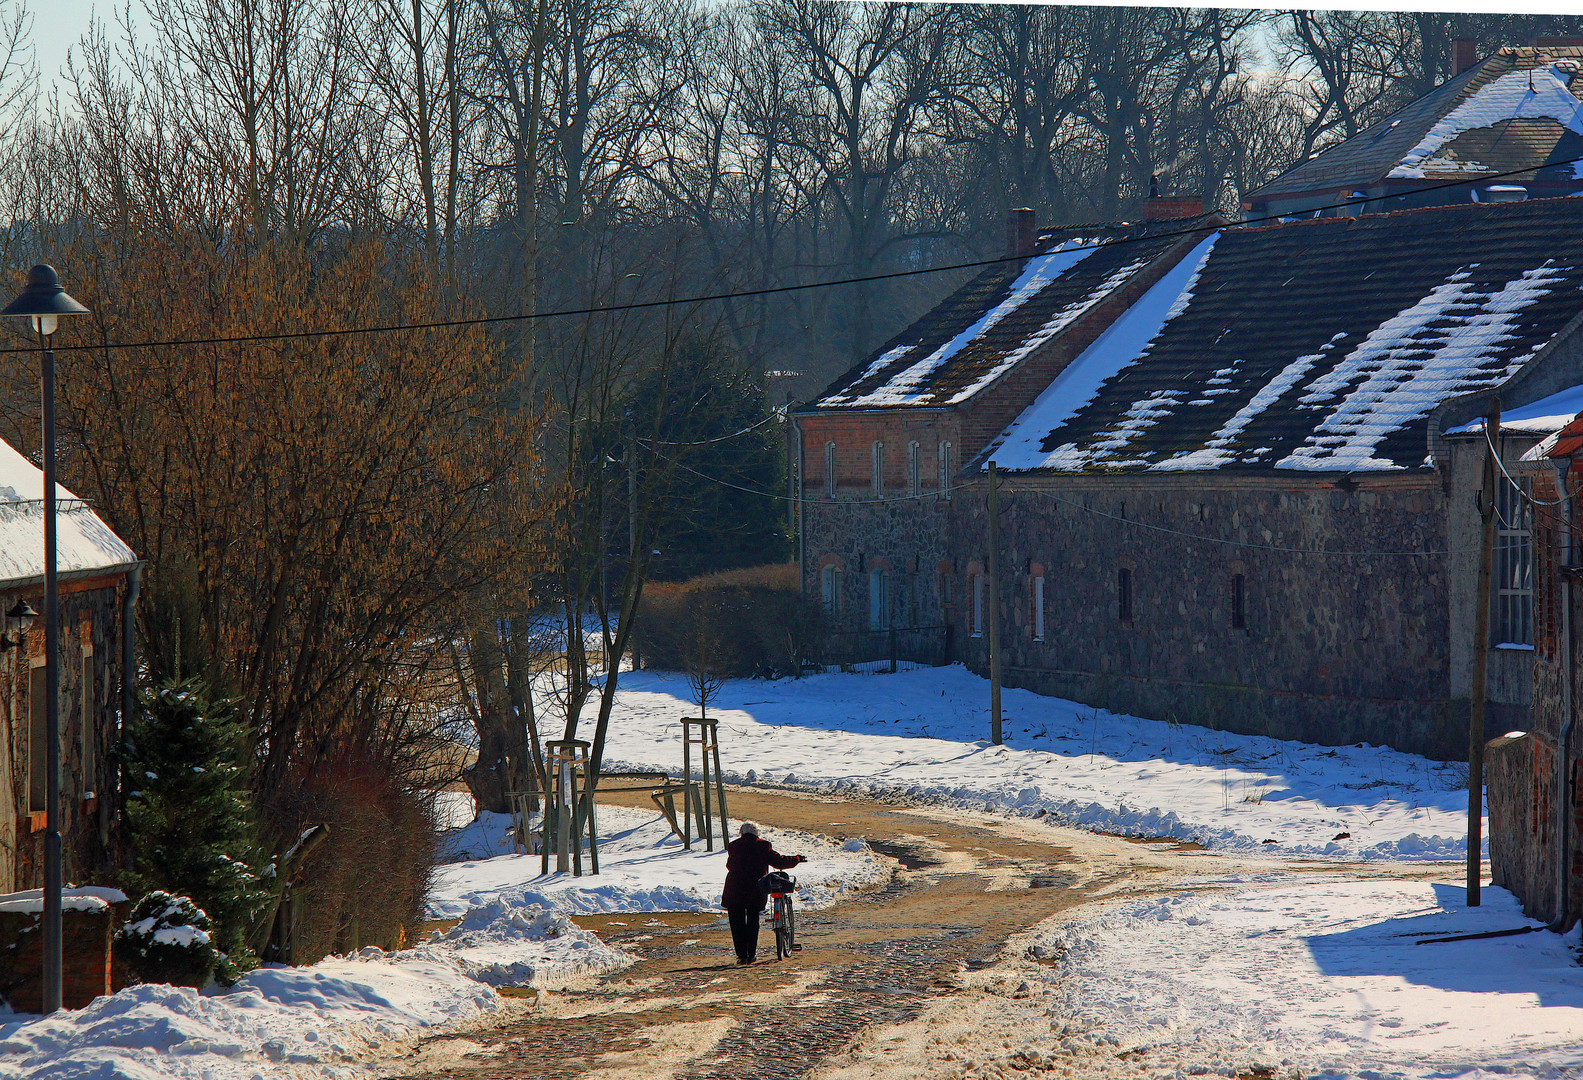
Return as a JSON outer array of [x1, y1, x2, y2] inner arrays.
[[0, 5, 1579, 397]]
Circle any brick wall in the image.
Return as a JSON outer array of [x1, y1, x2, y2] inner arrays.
[[0, 902, 125, 1012]]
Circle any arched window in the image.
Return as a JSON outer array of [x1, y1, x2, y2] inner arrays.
[[972, 574, 985, 637], [908, 441, 920, 497], [869, 569, 890, 630], [824, 441, 837, 499], [1031, 573, 1045, 641], [821, 564, 843, 613], [938, 440, 953, 500], [872, 441, 885, 498]]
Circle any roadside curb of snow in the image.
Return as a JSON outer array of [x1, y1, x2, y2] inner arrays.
[[603, 758, 1472, 863]]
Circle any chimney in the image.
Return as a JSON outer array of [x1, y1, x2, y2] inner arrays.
[[1005, 207, 1036, 259], [1143, 197, 1205, 222], [1454, 39, 1478, 75]]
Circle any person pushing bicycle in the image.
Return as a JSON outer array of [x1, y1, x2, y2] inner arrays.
[[720, 821, 804, 965]]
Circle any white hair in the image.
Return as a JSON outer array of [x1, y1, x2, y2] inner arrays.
[[739, 821, 760, 837]]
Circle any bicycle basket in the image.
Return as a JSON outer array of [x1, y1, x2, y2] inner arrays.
[[759, 870, 797, 895]]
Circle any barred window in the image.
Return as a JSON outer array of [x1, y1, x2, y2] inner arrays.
[[1032, 575, 1045, 640], [1495, 477, 1533, 647]]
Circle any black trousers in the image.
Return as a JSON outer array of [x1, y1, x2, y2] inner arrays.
[[727, 905, 760, 961]]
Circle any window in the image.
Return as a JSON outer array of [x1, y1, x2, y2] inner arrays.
[[1032, 575, 1045, 640], [872, 441, 885, 498], [1495, 477, 1533, 647], [81, 641, 95, 798], [972, 575, 985, 637], [821, 565, 842, 613], [1231, 574, 1247, 630], [939, 440, 953, 499], [28, 663, 44, 813], [824, 441, 837, 499], [869, 569, 890, 630], [908, 441, 920, 498], [1118, 567, 1133, 624]]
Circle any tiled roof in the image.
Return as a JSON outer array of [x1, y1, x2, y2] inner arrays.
[[808, 222, 1194, 410], [985, 198, 1583, 475], [1249, 47, 1583, 202]]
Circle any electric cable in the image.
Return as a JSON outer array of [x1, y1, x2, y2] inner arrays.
[[7, 155, 1582, 357]]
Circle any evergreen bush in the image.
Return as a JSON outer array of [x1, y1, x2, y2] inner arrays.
[[113, 891, 220, 988], [119, 676, 270, 981]]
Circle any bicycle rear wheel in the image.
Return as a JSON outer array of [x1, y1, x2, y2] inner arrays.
[[773, 896, 791, 960], [785, 899, 799, 952]]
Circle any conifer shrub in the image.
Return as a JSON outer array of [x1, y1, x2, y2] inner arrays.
[[637, 563, 824, 678], [113, 891, 219, 988], [119, 677, 269, 981]]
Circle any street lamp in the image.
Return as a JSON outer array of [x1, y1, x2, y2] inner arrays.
[[2, 265, 89, 1014]]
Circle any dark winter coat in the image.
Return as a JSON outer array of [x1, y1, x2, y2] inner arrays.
[[720, 835, 801, 910]]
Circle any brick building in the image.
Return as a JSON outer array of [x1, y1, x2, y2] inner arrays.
[[794, 194, 1583, 761], [0, 437, 139, 894]]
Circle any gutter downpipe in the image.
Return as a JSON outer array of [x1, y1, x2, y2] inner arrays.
[[1555, 457, 1575, 932]]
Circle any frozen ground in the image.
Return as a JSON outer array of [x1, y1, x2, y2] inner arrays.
[[605, 665, 1478, 861], [428, 802, 888, 919], [1023, 877, 1583, 1079]]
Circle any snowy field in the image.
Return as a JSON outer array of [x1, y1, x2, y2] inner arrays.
[[605, 665, 1478, 861], [1022, 878, 1583, 1080]]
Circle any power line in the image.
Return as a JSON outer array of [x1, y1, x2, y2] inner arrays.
[[8, 156, 1581, 358]]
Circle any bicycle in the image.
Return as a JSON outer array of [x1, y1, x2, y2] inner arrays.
[[762, 869, 801, 960]]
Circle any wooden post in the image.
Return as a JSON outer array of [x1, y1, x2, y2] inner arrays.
[[988, 461, 1003, 745], [1469, 397, 1501, 907], [681, 722, 693, 850]]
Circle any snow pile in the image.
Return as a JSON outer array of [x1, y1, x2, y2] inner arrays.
[[1393, 64, 1583, 178], [415, 900, 633, 988], [604, 667, 1479, 861], [429, 803, 886, 919], [986, 233, 1220, 472], [1026, 877, 1583, 1079], [0, 951, 500, 1080]]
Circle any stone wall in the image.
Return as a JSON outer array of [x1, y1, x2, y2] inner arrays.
[[4, 579, 127, 893], [1487, 730, 1560, 923], [946, 470, 1468, 759]]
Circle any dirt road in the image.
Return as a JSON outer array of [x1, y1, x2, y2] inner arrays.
[[389, 786, 1391, 1080]]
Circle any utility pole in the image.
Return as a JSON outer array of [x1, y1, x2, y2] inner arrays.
[[988, 461, 1003, 745], [1469, 397, 1501, 907]]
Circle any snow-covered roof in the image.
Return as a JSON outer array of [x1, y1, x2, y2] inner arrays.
[[983, 198, 1583, 475], [809, 222, 1198, 410], [0, 438, 137, 586], [1249, 47, 1583, 204], [1446, 383, 1583, 437]]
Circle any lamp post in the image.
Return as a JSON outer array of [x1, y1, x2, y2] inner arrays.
[[2, 265, 89, 1014]]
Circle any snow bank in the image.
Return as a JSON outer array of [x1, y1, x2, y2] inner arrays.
[[603, 666, 1478, 862], [429, 803, 886, 919], [0, 951, 500, 1080], [411, 901, 633, 988], [1025, 877, 1583, 1079]]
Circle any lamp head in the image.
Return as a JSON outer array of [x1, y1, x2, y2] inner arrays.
[[6, 597, 38, 633], [2, 265, 89, 337]]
